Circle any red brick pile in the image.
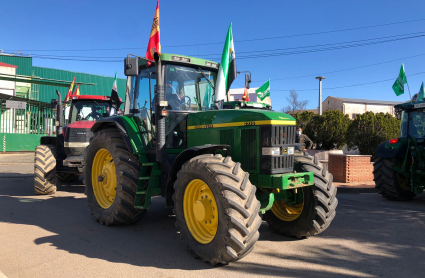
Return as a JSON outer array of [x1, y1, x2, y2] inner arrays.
[[328, 154, 374, 183]]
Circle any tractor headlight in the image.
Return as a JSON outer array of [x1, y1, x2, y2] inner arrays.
[[262, 147, 280, 156]]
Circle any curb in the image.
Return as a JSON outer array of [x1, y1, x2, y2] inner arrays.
[[336, 187, 377, 194]]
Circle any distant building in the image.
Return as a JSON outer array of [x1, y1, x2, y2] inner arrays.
[[228, 88, 271, 105], [0, 62, 17, 96], [286, 108, 318, 115], [322, 96, 402, 119]]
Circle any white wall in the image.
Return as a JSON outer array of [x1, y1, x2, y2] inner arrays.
[[343, 103, 395, 119], [0, 66, 16, 96], [323, 97, 343, 112]]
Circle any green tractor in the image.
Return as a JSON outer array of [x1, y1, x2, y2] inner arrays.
[[84, 53, 338, 264], [374, 99, 425, 200]]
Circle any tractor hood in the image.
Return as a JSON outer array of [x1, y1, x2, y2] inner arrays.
[[67, 120, 96, 129], [187, 110, 295, 129]]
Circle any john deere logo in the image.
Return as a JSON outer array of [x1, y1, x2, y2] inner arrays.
[[279, 116, 287, 120]]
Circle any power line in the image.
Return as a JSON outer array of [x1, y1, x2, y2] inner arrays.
[[4, 18, 425, 52], [232, 34, 425, 60], [201, 31, 425, 57], [270, 53, 425, 81], [272, 71, 425, 92], [231, 52, 425, 87], [7, 31, 425, 64]]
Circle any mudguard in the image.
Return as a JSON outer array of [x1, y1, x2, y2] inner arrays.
[[40, 136, 58, 146], [375, 140, 408, 159], [91, 116, 145, 155], [165, 144, 229, 206]]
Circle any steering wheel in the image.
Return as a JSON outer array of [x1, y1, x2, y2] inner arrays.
[[185, 96, 191, 107]]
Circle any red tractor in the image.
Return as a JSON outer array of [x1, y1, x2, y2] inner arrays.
[[34, 90, 122, 195]]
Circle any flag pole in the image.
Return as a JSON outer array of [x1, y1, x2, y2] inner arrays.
[[405, 64, 412, 101], [406, 82, 412, 102]]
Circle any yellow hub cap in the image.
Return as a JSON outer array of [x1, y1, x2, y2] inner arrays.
[[271, 190, 304, 222], [91, 148, 117, 209], [183, 179, 218, 244]]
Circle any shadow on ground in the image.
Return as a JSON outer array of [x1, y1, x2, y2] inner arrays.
[[1, 173, 425, 276]]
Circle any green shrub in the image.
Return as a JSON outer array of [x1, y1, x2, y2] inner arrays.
[[292, 111, 317, 140], [346, 112, 400, 160], [316, 110, 351, 150]]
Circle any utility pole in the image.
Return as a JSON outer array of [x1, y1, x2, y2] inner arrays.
[[316, 76, 325, 115]]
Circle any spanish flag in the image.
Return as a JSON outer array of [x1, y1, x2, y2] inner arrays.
[[74, 85, 80, 96], [146, 0, 160, 65], [65, 77, 75, 101], [242, 84, 249, 102]]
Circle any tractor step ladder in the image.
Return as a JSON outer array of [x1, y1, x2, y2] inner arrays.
[[134, 162, 161, 210]]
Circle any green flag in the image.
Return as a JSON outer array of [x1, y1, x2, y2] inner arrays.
[[215, 23, 236, 107], [256, 79, 270, 101], [418, 82, 425, 102], [392, 64, 407, 96]]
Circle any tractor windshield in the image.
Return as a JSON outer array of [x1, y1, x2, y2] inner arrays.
[[164, 65, 216, 111], [68, 101, 112, 123], [400, 109, 425, 138]]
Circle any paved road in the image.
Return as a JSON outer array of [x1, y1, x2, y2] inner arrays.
[[1, 154, 425, 278]]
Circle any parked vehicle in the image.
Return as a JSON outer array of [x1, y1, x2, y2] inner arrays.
[[374, 99, 425, 200], [84, 53, 338, 264], [34, 92, 121, 195]]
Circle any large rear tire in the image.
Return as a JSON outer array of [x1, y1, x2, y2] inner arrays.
[[85, 129, 147, 225], [34, 145, 57, 195], [373, 157, 415, 201], [264, 152, 338, 238], [173, 154, 262, 265], [56, 173, 80, 183]]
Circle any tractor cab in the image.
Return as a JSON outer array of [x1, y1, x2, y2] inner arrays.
[[397, 103, 425, 140], [62, 95, 122, 167], [65, 95, 120, 124], [126, 54, 218, 150]]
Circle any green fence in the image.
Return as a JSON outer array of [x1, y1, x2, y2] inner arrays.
[[0, 99, 55, 151]]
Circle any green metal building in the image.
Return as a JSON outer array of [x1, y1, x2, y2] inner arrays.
[[0, 54, 126, 151]]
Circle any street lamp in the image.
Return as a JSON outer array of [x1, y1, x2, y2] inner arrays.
[[316, 76, 325, 115]]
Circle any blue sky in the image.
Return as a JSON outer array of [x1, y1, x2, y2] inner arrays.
[[2, 0, 425, 110]]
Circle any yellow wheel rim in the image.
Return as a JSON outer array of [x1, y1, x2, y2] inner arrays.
[[183, 179, 219, 244], [271, 190, 304, 222], [91, 148, 117, 209]]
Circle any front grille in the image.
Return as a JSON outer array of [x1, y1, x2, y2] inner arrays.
[[241, 129, 257, 171], [261, 126, 296, 146], [260, 125, 296, 174]]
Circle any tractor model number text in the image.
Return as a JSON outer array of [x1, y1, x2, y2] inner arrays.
[[194, 124, 214, 129]]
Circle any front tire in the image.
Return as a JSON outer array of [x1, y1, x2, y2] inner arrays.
[[264, 152, 338, 238], [34, 145, 57, 195], [373, 157, 415, 201], [85, 129, 147, 225], [173, 154, 262, 265]]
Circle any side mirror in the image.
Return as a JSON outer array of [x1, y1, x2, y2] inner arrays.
[[50, 99, 58, 109], [245, 74, 251, 89], [124, 57, 139, 76]]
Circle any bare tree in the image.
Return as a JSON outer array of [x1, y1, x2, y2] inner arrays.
[[281, 90, 308, 113]]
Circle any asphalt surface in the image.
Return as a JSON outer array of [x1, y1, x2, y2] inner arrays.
[[1, 153, 425, 278]]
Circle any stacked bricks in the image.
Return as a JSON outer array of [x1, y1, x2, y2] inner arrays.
[[328, 154, 374, 183]]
